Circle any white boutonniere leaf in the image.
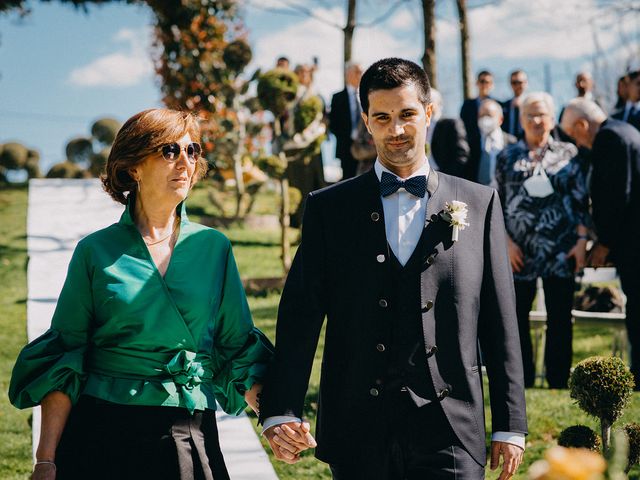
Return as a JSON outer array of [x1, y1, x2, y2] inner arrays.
[[440, 200, 469, 242]]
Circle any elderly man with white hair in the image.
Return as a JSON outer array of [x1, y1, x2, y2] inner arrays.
[[495, 92, 590, 389], [561, 98, 640, 390], [476, 99, 516, 187]]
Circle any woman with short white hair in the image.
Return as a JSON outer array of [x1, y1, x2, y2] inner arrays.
[[495, 92, 589, 389]]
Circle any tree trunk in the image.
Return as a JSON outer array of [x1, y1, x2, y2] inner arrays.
[[456, 0, 472, 99], [601, 418, 611, 453], [232, 97, 246, 219], [279, 157, 292, 273], [421, 0, 437, 88], [343, 0, 357, 79]]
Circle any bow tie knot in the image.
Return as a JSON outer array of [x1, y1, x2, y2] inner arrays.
[[380, 171, 427, 198]]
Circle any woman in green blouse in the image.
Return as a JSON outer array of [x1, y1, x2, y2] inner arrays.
[[9, 109, 301, 479]]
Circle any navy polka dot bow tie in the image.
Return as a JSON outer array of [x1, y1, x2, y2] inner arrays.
[[380, 171, 427, 198]]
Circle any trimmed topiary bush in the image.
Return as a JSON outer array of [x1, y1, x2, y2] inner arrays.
[[257, 68, 298, 117], [223, 39, 252, 73], [46, 161, 89, 179], [623, 423, 640, 473], [558, 425, 601, 452], [294, 95, 324, 132], [89, 148, 110, 177], [569, 356, 635, 451], [0, 142, 28, 169], [91, 118, 121, 146], [256, 154, 287, 178], [65, 137, 93, 164]]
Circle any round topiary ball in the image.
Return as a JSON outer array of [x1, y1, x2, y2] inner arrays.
[[223, 40, 252, 73], [294, 95, 324, 132], [569, 356, 635, 425], [89, 148, 110, 177], [558, 425, 602, 452], [46, 161, 88, 179], [257, 68, 299, 117], [65, 137, 94, 164], [91, 118, 121, 146], [624, 423, 640, 471], [0, 142, 29, 169]]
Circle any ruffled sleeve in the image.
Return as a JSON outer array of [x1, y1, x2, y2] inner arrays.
[[210, 242, 274, 415], [9, 242, 93, 408]]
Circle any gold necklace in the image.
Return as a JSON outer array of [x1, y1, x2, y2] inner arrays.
[[143, 218, 179, 246]]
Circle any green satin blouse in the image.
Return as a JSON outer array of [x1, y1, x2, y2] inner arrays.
[[9, 199, 273, 415]]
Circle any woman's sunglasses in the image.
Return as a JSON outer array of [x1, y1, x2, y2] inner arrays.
[[158, 142, 202, 163]]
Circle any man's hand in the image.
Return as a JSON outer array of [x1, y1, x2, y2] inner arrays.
[[588, 243, 610, 268], [490, 441, 524, 480], [507, 237, 524, 273], [566, 239, 587, 273], [263, 421, 317, 464], [31, 463, 56, 480]]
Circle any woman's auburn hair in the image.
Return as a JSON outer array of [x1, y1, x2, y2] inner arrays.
[[101, 108, 207, 205]]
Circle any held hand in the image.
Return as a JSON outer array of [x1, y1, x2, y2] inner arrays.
[[31, 463, 56, 480], [566, 240, 587, 273], [490, 441, 524, 480], [588, 243, 610, 268], [507, 237, 524, 273], [263, 421, 316, 464]]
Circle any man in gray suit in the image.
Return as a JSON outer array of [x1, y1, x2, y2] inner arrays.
[[260, 58, 527, 479]]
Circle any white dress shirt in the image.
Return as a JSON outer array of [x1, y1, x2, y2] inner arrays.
[[478, 128, 506, 187], [263, 157, 525, 450]]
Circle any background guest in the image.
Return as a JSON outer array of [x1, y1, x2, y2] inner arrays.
[[460, 70, 495, 181], [495, 92, 589, 389], [276, 56, 290, 70], [613, 74, 629, 112], [428, 88, 470, 177], [329, 61, 363, 180], [561, 98, 640, 390], [612, 70, 640, 131], [502, 69, 528, 138], [477, 99, 516, 187]]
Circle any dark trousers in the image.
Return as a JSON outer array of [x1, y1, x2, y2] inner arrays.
[[55, 396, 229, 480], [619, 264, 640, 389], [515, 276, 575, 388], [329, 392, 484, 479]]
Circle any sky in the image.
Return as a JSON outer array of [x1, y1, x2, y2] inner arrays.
[[0, 0, 638, 172]]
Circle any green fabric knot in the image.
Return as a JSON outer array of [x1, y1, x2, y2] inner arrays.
[[163, 350, 211, 414]]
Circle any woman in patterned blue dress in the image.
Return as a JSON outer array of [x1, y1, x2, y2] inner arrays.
[[495, 92, 589, 389]]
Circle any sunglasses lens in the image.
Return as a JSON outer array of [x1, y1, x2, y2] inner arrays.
[[187, 143, 201, 159], [161, 143, 180, 160]]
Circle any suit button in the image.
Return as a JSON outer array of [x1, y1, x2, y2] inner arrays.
[[376, 343, 386, 352], [426, 255, 435, 265], [438, 388, 450, 399], [376, 254, 386, 263], [422, 300, 434, 312], [378, 299, 388, 308], [427, 345, 438, 356], [371, 212, 380, 222], [370, 388, 380, 397], [430, 214, 439, 223]]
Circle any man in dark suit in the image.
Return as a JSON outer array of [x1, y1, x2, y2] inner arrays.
[[561, 98, 640, 390], [611, 71, 640, 131], [501, 70, 527, 139], [329, 62, 364, 180], [261, 58, 527, 479], [460, 70, 495, 181], [428, 89, 470, 177]]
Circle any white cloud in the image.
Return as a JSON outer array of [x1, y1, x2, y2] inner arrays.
[[68, 27, 153, 87]]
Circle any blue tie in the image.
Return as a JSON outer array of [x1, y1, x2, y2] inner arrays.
[[380, 171, 427, 198]]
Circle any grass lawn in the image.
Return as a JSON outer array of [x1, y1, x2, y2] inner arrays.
[[0, 183, 638, 479]]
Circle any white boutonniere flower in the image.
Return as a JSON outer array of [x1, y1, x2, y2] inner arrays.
[[440, 201, 469, 242]]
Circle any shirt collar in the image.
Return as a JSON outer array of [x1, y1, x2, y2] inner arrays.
[[119, 192, 190, 227], [374, 157, 430, 181]]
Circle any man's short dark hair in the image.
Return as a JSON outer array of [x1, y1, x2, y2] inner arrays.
[[510, 69, 525, 78], [477, 70, 493, 80], [277, 56, 289, 64], [629, 70, 640, 81], [359, 57, 431, 114]]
